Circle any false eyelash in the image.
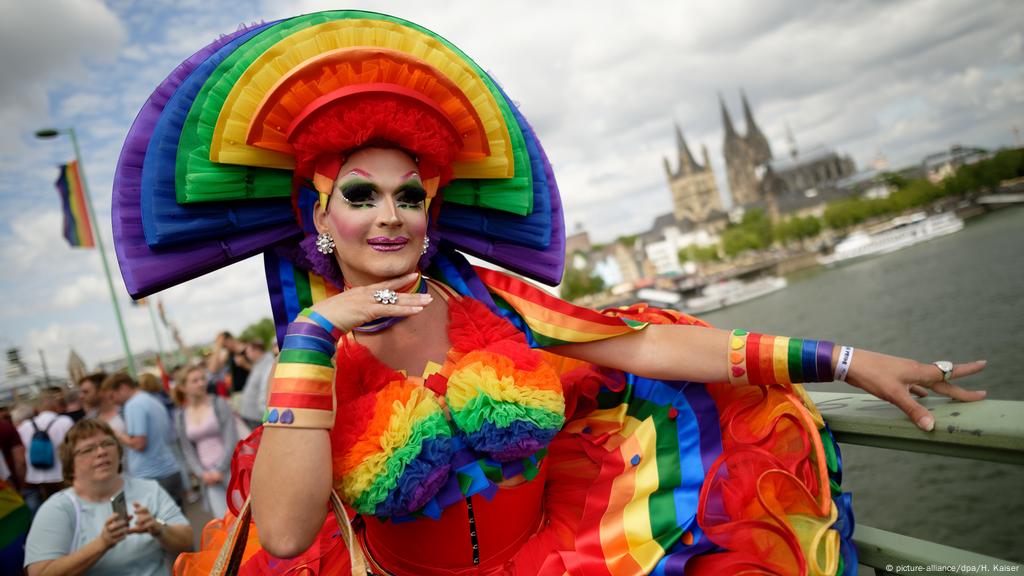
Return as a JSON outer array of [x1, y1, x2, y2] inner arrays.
[[340, 183, 377, 205], [396, 186, 427, 207]]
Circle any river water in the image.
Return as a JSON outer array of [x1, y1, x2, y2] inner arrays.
[[701, 205, 1024, 563]]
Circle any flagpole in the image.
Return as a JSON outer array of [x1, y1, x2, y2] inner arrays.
[[145, 299, 167, 369], [36, 127, 137, 378]]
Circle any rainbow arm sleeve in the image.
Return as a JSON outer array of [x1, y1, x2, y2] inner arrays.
[[727, 329, 836, 386], [263, 310, 342, 429]]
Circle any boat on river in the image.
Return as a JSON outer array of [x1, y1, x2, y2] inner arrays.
[[818, 211, 964, 267], [684, 276, 788, 314]]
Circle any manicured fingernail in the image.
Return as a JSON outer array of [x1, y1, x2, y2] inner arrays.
[[916, 416, 934, 431], [977, 360, 987, 366]]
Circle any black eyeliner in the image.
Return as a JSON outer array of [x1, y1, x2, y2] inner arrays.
[[338, 179, 377, 205]]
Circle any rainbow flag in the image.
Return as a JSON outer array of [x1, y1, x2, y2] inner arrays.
[[0, 480, 29, 572], [55, 161, 95, 248]]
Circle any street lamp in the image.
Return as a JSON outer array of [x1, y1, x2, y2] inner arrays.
[[36, 126, 137, 377]]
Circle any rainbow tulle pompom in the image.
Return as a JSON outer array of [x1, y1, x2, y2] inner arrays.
[[333, 381, 454, 517]]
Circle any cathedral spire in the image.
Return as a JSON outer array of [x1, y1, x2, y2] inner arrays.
[[674, 121, 698, 173], [740, 89, 772, 164], [720, 94, 738, 140], [785, 121, 798, 160], [740, 90, 759, 132]]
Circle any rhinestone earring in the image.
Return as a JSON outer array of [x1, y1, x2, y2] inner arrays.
[[421, 235, 430, 255], [316, 232, 336, 255]]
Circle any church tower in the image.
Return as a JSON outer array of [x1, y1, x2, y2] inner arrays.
[[721, 91, 773, 207], [741, 90, 772, 166], [664, 122, 721, 223]]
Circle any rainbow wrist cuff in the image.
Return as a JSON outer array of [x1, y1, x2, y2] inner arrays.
[[300, 308, 346, 340], [264, 310, 342, 429], [728, 330, 836, 387]]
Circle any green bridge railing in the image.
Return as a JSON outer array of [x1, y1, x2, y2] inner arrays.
[[807, 392, 1024, 575]]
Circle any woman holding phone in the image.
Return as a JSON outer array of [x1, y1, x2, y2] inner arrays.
[[23, 419, 193, 576]]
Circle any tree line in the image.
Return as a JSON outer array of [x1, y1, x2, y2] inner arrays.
[[564, 147, 1024, 299]]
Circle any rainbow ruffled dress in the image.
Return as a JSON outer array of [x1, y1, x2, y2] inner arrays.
[[175, 266, 856, 575], [106, 9, 856, 574]]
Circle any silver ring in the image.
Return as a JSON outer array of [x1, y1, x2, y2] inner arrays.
[[373, 289, 398, 305], [932, 360, 954, 382]]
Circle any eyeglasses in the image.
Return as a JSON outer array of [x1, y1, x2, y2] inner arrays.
[[73, 438, 118, 458]]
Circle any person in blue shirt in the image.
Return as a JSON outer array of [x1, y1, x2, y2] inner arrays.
[[103, 374, 184, 506]]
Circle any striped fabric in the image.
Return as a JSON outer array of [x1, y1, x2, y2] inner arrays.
[[0, 480, 29, 572], [55, 162, 95, 248]]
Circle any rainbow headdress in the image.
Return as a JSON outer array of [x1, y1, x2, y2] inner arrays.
[[112, 10, 565, 336]]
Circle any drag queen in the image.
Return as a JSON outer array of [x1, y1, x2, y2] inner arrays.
[[111, 11, 985, 575]]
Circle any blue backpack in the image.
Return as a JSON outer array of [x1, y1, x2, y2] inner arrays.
[[28, 418, 56, 469]]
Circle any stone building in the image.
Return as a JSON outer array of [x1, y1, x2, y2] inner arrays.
[[718, 92, 858, 219], [592, 242, 646, 289], [722, 92, 773, 207], [760, 144, 857, 218], [663, 124, 722, 223], [638, 213, 721, 276]]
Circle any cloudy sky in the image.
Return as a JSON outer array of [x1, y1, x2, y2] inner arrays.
[[1, 0, 1021, 376]]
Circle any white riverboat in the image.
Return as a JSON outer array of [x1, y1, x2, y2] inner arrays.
[[684, 276, 788, 314], [818, 211, 964, 267]]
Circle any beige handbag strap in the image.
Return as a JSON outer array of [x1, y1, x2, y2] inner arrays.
[[211, 491, 368, 576]]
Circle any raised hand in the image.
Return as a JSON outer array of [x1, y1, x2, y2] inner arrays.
[[127, 502, 160, 536], [844, 349, 987, 431], [306, 272, 432, 332], [100, 512, 130, 549]]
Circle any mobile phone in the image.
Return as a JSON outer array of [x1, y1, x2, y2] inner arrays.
[[110, 491, 128, 521]]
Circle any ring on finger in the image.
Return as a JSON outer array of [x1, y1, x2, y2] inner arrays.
[[373, 288, 399, 305], [932, 360, 954, 382]]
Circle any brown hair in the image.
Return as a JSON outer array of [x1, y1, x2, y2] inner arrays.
[[77, 371, 108, 389], [99, 372, 136, 393], [138, 373, 161, 394], [173, 365, 205, 406], [59, 418, 124, 483]]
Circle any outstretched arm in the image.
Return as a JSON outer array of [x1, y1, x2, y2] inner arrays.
[[549, 324, 986, 431]]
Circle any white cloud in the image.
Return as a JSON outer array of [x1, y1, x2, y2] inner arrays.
[[147, 256, 274, 351], [53, 275, 107, 308], [0, 210, 64, 270], [0, 0, 125, 153], [26, 321, 115, 373], [59, 93, 112, 119]]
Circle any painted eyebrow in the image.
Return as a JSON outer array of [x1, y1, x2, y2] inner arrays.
[[345, 169, 374, 179]]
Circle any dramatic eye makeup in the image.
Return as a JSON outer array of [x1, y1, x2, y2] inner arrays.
[[338, 178, 378, 208], [335, 177, 426, 210], [395, 184, 427, 208]]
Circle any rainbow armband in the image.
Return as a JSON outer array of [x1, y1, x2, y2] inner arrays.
[[728, 329, 836, 387], [263, 309, 342, 429]]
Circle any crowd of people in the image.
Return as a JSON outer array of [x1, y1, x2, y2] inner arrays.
[[0, 332, 277, 575]]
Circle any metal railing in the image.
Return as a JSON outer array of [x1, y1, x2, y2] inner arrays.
[[807, 391, 1024, 575]]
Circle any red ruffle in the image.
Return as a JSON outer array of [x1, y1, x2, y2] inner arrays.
[[447, 296, 525, 353], [289, 94, 460, 187]]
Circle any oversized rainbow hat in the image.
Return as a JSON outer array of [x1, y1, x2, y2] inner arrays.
[[112, 11, 565, 327]]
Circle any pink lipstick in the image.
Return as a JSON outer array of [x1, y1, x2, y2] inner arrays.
[[367, 236, 409, 252]]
